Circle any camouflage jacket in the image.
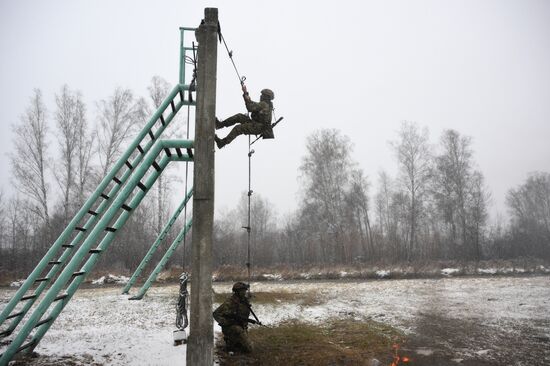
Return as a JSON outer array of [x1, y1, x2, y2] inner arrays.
[[213, 294, 251, 328], [243, 94, 273, 126]]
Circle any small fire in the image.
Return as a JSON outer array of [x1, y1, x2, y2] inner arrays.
[[390, 343, 411, 366]]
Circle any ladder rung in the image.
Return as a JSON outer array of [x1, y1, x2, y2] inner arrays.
[[88, 210, 98, 216], [148, 130, 155, 140], [105, 227, 117, 232], [100, 193, 110, 200], [89, 248, 102, 254], [54, 293, 68, 301], [0, 329, 12, 337], [176, 148, 183, 157], [125, 160, 133, 170], [21, 294, 37, 301], [137, 144, 144, 154], [35, 277, 49, 282], [75, 227, 87, 232], [34, 316, 53, 328], [62, 244, 74, 248], [159, 114, 166, 126], [113, 176, 122, 184], [48, 261, 62, 265], [170, 100, 176, 113], [137, 182, 147, 192], [152, 161, 161, 172], [186, 148, 194, 159], [164, 148, 172, 157], [7, 311, 24, 320], [72, 271, 86, 277], [121, 204, 132, 212], [16, 340, 35, 353]]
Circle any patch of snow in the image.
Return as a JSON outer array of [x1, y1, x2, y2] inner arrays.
[[262, 273, 282, 281], [376, 270, 390, 278], [339, 271, 348, 278], [441, 268, 460, 276], [9, 280, 24, 287], [475, 349, 491, 355], [415, 348, 434, 356], [514, 268, 526, 273], [91, 274, 129, 285], [477, 268, 497, 275], [451, 358, 464, 363], [299, 273, 311, 279]]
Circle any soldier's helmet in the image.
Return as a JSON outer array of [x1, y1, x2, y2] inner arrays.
[[232, 282, 249, 292], [260, 89, 275, 100]]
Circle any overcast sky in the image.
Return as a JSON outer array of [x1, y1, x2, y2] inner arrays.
[[1, 0, 549, 222]]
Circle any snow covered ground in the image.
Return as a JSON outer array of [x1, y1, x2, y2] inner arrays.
[[1, 275, 549, 365]]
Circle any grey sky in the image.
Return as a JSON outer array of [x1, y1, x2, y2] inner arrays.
[[1, 0, 549, 221]]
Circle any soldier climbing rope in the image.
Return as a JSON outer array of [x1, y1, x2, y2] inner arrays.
[[216, 21, 285, 293]]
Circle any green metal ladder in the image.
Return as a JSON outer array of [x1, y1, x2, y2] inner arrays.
[[121, 188, 193, 298], [0, 27, 198, 365]]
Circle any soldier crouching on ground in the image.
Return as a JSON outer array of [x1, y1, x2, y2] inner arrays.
[[213, 282, 260, 354], [215, 85, 275, 149]]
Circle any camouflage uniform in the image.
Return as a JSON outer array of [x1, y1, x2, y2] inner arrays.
[[213, 284, 253, 353], [215, 89, 274, 148]]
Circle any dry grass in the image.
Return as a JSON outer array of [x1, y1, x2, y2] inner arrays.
[[216, 319, 404, 366]]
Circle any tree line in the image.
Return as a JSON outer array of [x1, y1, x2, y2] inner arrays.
[[1, 85, 549, 278], [214, 126, 550, 267]]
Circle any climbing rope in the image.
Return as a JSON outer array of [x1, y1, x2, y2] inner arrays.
[[244, 136, 254, 286], [174, 272, 189, 344], [217, 22, 246, 87], [172, 42, 195, 347], [182, 42, 196, 269]]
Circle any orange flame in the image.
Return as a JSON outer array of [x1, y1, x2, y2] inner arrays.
[[389, 343, 411, 365]]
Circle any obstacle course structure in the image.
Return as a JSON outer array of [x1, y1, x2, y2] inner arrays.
[[0, 25, 200, 365]]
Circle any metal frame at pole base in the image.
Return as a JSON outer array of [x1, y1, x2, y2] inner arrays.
[[122, 188, 194, 295], [129, 218, 193, 300], [187, 8, 218, 366]]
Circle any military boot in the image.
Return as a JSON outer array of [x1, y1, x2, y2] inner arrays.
[[215, 117, 224, 130], [215, 135, 226, 149]]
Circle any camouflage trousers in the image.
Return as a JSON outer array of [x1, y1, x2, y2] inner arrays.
[[221, 325, 252, 353], [218, 113, 266, 146]]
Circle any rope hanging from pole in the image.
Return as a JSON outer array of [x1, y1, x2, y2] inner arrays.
[[182, 42, 197, 269], [173, 37, 196, 347], [243, 136, 255, 286], [217, 22, 246, 87]]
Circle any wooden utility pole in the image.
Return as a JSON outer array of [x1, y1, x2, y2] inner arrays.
[[187, 7, 217, 365]]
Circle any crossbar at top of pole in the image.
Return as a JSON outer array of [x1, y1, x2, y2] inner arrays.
[[187, 7, 218, 366]]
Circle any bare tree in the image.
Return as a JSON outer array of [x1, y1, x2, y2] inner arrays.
[[10, 89, 50, 224], [53, 85, 80, 220], [434, 130, 489, 260], [147, 76, 174, 235], [96, 87, 147, 178], [346, 170, 374, 261], [506, 172, 550, 258], [75, 95, 95, 208], [391, 121, 432, 261], [299, 129, 355, 263]]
